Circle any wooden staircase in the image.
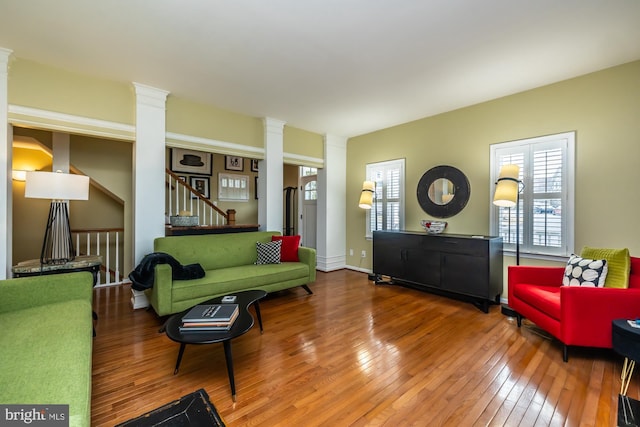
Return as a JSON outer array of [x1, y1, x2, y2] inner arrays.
[[165, 168, 258, 235]]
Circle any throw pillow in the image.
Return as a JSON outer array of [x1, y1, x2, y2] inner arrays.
[[272, 235, 301, 262], [562, 254, 608, 287], [580, 246, 631, 289], [255, 240, 282, 265]]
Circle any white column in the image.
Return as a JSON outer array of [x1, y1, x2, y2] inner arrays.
[[259, 117, 285, 233], [132, 83, 169, 265], [0, 48, 12, 279], [316, 134, 346, 271]]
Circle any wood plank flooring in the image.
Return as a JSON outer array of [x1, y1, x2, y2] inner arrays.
[[91, 269, 631, 426]]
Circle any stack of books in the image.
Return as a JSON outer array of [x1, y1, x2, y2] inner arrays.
[[179, 303, 239, 332]]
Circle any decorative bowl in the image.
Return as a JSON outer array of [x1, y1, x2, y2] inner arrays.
[[421, 220, 447, 234], [170, 215, 199, 227]]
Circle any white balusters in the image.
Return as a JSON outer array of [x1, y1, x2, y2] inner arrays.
[[71, 228, 124, 287]]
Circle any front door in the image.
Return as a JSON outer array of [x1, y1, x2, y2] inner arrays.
[[299, 174, 317, 249]]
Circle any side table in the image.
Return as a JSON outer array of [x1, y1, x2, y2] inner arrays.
[[612, 319, 640, 395], [12, 255, 102, 286]]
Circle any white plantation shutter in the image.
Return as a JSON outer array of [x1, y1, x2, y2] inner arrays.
[[365, 159, 405, 238], [490, 132, 575, 258]]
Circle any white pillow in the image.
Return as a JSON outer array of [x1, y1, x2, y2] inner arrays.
[[562, 254, 608, 287]]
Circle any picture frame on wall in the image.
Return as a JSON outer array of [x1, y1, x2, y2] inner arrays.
[[255, 176, 258, 199], [190, 176, 210, 199], [225, 155, 244, 171], [171, 148, 212, 175], [251, 159, 259, 172]]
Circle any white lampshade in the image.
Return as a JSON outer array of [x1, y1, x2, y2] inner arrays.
[[493, 164, 520, 207], [358, 181, 375, 209], [25, 171, 90, 201], [11, 170, 27, 181]]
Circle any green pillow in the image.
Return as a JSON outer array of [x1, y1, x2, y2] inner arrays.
[[580, 246, 630, 288]]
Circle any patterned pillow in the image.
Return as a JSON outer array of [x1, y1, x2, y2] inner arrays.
[[562, 254, 608, 287], [255, 240, 282, 265]]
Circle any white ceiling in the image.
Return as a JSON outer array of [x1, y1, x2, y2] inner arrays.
[[1, 0, 639, 138]]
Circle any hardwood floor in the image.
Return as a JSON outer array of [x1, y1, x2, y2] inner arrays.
[[92, 269, 630, 426]]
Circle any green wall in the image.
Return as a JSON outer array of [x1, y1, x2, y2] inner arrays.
[[346, 60, 640, 295], [7, 57, 324, 274], [8, 58, 135, 125]]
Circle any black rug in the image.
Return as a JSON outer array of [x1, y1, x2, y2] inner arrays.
[[116, 389, 225, 427]]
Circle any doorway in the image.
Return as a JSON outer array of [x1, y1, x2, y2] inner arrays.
[[298, 167, 317, 249]]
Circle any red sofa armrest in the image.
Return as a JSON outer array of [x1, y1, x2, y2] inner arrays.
[[560, 286, 640, 347], [508, 265, 565, 288]]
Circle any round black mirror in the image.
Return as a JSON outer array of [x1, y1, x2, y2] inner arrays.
[[417, 165, 470, 218]]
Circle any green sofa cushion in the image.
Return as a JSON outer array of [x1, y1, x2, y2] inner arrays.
[[155, 232, 276, 270], [0, 299, 93, 426], [172, 263, 309, 303]]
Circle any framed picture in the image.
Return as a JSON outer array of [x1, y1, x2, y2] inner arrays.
[[251, 159, 259, 172], [190, 176, 210, 199], [255, 176, 259, 199], [177, 175, 187, 183], [218, 173, 249, 201], [225, 155, 244, 171], [171, 148, 212, 175]]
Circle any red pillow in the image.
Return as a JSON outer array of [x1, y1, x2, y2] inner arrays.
[[271, 235, 301, 262]]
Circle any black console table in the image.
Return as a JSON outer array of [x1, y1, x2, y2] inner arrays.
[[373, 230, 503, 312]]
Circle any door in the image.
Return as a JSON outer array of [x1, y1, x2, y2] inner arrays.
[[299, 172, 317, 249]]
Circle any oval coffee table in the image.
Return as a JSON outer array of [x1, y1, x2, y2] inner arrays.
[[164, 289, 267, 401]]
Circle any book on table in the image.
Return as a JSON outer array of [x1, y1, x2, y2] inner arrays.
[[181, 304, 239, 323], [180, 304, 239, 332]]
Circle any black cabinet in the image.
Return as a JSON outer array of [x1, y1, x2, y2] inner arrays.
[[373, 230, 503, 312]]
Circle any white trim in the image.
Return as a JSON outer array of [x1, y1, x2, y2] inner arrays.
[[132, 82, 169, 108], [0, 48, 12, 279], [165, 131, 264, 156], [8, 105, 135, 141], [317, 254, 347, 272], [284, 152, 324, 167], [489, 131, 575, 257]]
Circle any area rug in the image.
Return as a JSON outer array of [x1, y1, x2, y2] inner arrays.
[[116, 388, 225, 427]]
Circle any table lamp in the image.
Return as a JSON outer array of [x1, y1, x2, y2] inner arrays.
[[25, 170, 90, 265]]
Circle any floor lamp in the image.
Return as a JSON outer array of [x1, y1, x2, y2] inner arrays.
[[493, 164, 523, 316], [25, 171, 90, 265], [359, 181, 377, 281]]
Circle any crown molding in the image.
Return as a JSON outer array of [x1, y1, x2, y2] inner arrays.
[[8, 105, 135, 140]]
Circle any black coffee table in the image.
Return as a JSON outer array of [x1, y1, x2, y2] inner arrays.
[[164, 289, 267, 401]]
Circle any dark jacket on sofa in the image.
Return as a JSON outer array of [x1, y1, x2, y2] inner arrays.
[[129, 252, 205, 291]]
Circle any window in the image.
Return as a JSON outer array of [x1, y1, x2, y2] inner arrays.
[[218, 173, 249, 201], [304, 180, 317, 201], [300, 167, 317, 177], [365, 159, 405, 238], [490, 132, 575, 259]]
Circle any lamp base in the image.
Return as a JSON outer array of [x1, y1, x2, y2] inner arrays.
[[40, 201, 76, 265]]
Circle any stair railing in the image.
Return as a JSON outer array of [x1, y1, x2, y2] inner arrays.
[[71, 228, 124, 287], [165, 168, 236, 226]]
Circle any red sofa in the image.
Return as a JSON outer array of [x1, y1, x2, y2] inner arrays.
[[508, 256, 640, 361]]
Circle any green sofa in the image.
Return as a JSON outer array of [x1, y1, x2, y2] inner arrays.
[[148, 231, 317, 316], [0, 272, 94, 427]]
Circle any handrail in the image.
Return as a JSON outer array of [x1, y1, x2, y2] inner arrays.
[[165, 168, 229, 219]]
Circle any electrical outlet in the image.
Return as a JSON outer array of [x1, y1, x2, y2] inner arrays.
[[349, 249, 354, 256], [361, 250, 366, 258]]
